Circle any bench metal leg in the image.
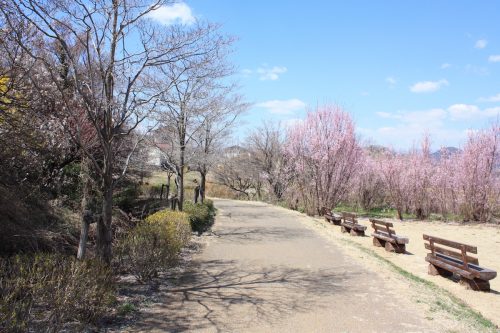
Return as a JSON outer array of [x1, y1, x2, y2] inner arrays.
[[385, 242, 405, 253], [459, 278, 491, 291], [373, 237, 385, 247], [428, 264, 453, 277]]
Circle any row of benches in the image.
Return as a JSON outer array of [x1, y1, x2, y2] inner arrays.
[[320, 207, 497, 292]]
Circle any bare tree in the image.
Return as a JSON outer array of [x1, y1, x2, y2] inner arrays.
[[2, 0, 229, 263], [212, 146, 262, 199], [247, 122, 291, 201], [155, 28, 235, 210], [191, 92, 247, 202]]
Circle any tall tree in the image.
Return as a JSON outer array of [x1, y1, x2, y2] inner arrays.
[[2, 0, 227, 263], [155, 30, 234, 210], [285, 104, 362, 215], [191, 92, 247, 202], [406, 135, 434, 219], [247, 122, 290, 201], [457, 124, 500, 221]]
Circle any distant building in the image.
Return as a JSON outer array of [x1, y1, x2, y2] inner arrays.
[[147, 143, 171, 167]]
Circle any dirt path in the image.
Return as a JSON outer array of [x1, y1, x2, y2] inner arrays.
[[126, 199, 485, 332]]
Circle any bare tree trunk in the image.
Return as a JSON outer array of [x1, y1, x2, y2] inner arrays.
[[165, 173, 172, 199], [178, 146, 185, 211], [97, 167, 113, 264], [77, 157, 92, 260], [194, 186, 200, 203], [397, 208, 403, 220], [200, 171, 206, 203], [77, 211, 92, 260]]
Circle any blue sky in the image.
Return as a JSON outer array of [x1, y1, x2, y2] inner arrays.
[[151, 1, 500, 149]]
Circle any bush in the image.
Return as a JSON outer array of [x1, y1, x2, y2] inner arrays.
[[115, 210, 191, 281], [204, 199, 215, 213], [145, 210, 192, 252], [0, 254, 115, 333], [183, 200, 215, 234]]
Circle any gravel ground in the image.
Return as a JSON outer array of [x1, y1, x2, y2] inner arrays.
[[120, 199, 495, 332]]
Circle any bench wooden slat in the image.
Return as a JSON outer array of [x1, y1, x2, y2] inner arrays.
[[424, 243, 479, 265], [370, 218, 394, 228], [426, 254, 475, 279], [372, 224, 395, 235], [424, 235, 497, 286], [341, 221, 367, 231], [369, 219, 409, 246], [372, 231, 409, 244], [432, 253, 479, 278], [423, 234, 477, 253], [371, 232, 396, 244], [434, 253, 497, 280], [341, 212, 365, 230]]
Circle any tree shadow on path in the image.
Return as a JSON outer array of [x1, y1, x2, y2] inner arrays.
[[128, 259, 359, 332]]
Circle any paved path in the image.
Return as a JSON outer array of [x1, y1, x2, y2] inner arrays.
[[130, 199, 441, 332]]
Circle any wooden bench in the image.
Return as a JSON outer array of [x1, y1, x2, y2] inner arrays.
[[320, 207, 341, 225], [423, 234, 497, 291], [340, 212, 366, 236], [370, 219, 409, 253]]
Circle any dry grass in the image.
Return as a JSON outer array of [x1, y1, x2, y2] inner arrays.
[[313, 214, 500, 328]]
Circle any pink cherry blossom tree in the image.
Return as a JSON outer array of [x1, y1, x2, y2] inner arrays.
[[352, 152, 385, 210], [431, 147, 460, 219], [456, 125, 500, 222], [377, 151, 410, 220], [285, 104, 362, 215], [406, 135, 434, 219]]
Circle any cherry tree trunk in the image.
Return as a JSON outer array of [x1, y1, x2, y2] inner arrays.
[[200, 171, 206, 203], [97, 173, 113, 264], [178, 147, 185, 211]]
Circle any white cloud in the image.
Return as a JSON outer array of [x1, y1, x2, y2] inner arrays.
[[475, 39, 488, 49], [378, 104, 499, 122], [241, 69, 252, 77], [484, 107, 500, 117], [368, 103, 499, 148], [447, 104, 481, 120], [385, 76, 397, 86], [409, 79, 449, 93], [478, 93, 500, 103], [359, 125, 466, 150], [441, 63, 451, 69], [256, 99, 306, 115], [147, 3, 195, 25], [257, 66, 287, 81], [376, 109, 447, 127], [465, 64, 489, 76], [488, 55, 500, 62]]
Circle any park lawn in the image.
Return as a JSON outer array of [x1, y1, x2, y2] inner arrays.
[[332, 204, 416, 219], [144, 170, 201, 195]]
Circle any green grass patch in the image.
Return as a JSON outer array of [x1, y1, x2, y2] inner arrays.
[[332, 204, 416, 219], [339, 239, 496, 331], [117, 302, 137, 316]]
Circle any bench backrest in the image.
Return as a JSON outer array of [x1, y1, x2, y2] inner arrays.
[[370, 219, 395, 237], [423, 234, 479, 270], [341, 212, 357, 224]]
